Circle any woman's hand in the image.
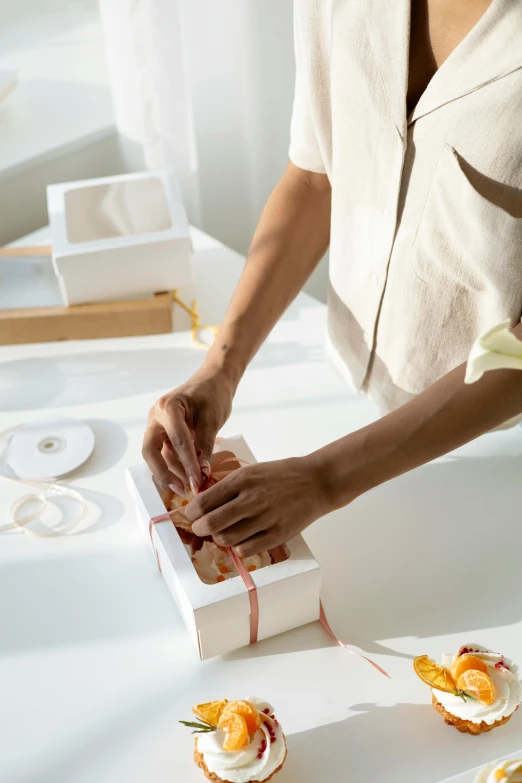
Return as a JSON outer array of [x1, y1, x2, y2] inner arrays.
[[184, 456, 332, 556], [142, 367, 236, 495]]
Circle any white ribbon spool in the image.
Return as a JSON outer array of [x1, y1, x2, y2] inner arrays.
[[0, 423, 90, 536]]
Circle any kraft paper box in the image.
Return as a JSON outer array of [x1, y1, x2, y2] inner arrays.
[[126, 435, 321, 660], [47, 170, 192, 305]]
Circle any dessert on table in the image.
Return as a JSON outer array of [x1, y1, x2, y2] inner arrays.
[[414, 643, 521, 734], [181, 697, 287, 783], [160, 451, 274, 585], [192, 541, 272, 585], [474, 758, 522, 783]]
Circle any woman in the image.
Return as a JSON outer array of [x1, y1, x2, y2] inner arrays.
[[143, 0, 522, 557]]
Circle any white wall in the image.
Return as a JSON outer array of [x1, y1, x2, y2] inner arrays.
[[178, 0, 329, 302]]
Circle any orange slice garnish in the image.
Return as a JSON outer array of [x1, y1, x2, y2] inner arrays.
[[220, 700, 261, 734], [451, 654, 488, 683], [413, 655, 457, 693], [457, 669, 496, 705], [192, 699, 228, 727], [219, 713, 249, 752]]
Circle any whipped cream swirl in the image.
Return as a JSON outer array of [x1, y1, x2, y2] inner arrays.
[[197, 697, 285, 783], [433, 643, 521, 725], [474, 758, 522, 783]]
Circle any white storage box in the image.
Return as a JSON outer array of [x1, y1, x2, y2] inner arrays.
[[126, 435, 321, 660], [47, 170, 192, 305]]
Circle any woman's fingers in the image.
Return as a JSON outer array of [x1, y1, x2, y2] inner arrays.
[[142, 423, 183, 492], [185, 472, 241, 525], [162, 440, 188, 490], [160, 412, 202, 495], [190, 497, 244, 538], [233, 530, 278, 559], [211, 517, 265, 548]]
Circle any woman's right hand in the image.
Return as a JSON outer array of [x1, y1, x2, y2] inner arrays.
[[142, 367, 237, 495]]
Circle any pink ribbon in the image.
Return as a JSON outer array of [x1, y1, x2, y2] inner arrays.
[[227, 547, 259, 645], [319, 602, 390, 678], [148, 453, 390, 678]]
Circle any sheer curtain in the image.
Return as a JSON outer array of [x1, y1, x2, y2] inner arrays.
[[98, 0, 328, 300], [98, 0, 201, 224]]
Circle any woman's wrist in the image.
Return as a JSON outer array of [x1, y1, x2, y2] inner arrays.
[[202, 349, 244, 391], [303, 433, 380, 516], [301, 449, 356, 517]]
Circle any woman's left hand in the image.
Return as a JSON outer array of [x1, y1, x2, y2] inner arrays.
[[185, 456, 330, 557]]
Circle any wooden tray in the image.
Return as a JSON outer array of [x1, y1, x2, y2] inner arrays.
[[0, 246, 173, 345]]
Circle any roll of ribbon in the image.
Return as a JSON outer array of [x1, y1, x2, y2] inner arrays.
[[0, 422, 89, 536]]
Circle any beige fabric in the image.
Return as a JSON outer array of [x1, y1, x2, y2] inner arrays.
[[290, 0, 522, 416]]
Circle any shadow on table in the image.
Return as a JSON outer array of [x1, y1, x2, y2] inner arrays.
[[0, 342, 326, 410], [13, 680, 181, 783], [0, 548, 180, 655], [75, 418, 128, 478], [75, 487, 125, 535], [0, 349, 201, 410], [303, 446, 522, 653], [222, 620, 335, 662], [279, 703, 522, 783]]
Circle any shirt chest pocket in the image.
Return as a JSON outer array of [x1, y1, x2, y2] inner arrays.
[[411, 144, 522, 308]]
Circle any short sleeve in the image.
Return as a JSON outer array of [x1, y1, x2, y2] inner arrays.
[[289, 1, 327, 175]]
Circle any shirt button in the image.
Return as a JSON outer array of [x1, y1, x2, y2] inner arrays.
[[372, 274, 381, 287]]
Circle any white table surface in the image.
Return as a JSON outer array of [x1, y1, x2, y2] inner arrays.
[[1, 228, 522, 783]]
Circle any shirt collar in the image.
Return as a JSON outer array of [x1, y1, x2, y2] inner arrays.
[[360, 0, 522, 136], [409, 0, 522, 124]]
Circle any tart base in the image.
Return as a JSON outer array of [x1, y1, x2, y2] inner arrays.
[[194, 736, 287, 783], [432, 693, 518, 734]]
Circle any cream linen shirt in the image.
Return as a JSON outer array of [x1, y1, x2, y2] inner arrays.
[[290, 0, 522, 415]]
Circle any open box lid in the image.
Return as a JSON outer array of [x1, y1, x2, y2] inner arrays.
[[47, 169, 191, 258], [126, 435, 320, 630]]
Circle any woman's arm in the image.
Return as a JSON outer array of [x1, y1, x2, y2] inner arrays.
[[142, 162, 331, 491], [203, 161, 331, 388], [318, 320, 522, 509], [186, 321, 522, 556]]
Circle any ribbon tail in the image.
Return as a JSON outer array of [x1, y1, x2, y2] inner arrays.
[[319, 601, 391, 679]]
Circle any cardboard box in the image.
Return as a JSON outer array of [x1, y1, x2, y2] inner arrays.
[[47, 170, 192, 305], [126, 435, 321, 659]]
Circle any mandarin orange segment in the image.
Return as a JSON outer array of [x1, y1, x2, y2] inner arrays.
[[413, 655, 457, 693], [192, 699, 228, 727], [220, 713, 249, 752], [220, 700, 261, 734], [451, 654, 488, 683], [457, 669, 496, 705]]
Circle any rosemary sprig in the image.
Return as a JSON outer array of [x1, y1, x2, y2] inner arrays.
[[454, 690, 478, 702], [179, 719, 218, 734]]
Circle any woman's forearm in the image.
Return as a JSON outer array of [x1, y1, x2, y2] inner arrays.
[[314, 321, 522, 511], [203, 162, 331, 387]]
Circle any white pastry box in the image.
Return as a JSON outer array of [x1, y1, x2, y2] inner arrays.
[[47, 170, 192, 305], [126, 435, 321, 660]]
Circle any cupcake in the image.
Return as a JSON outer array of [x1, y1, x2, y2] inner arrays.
[[474, 758, 522, 782], [181, 697, 287, 783], [414, 643, 521, 734]]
